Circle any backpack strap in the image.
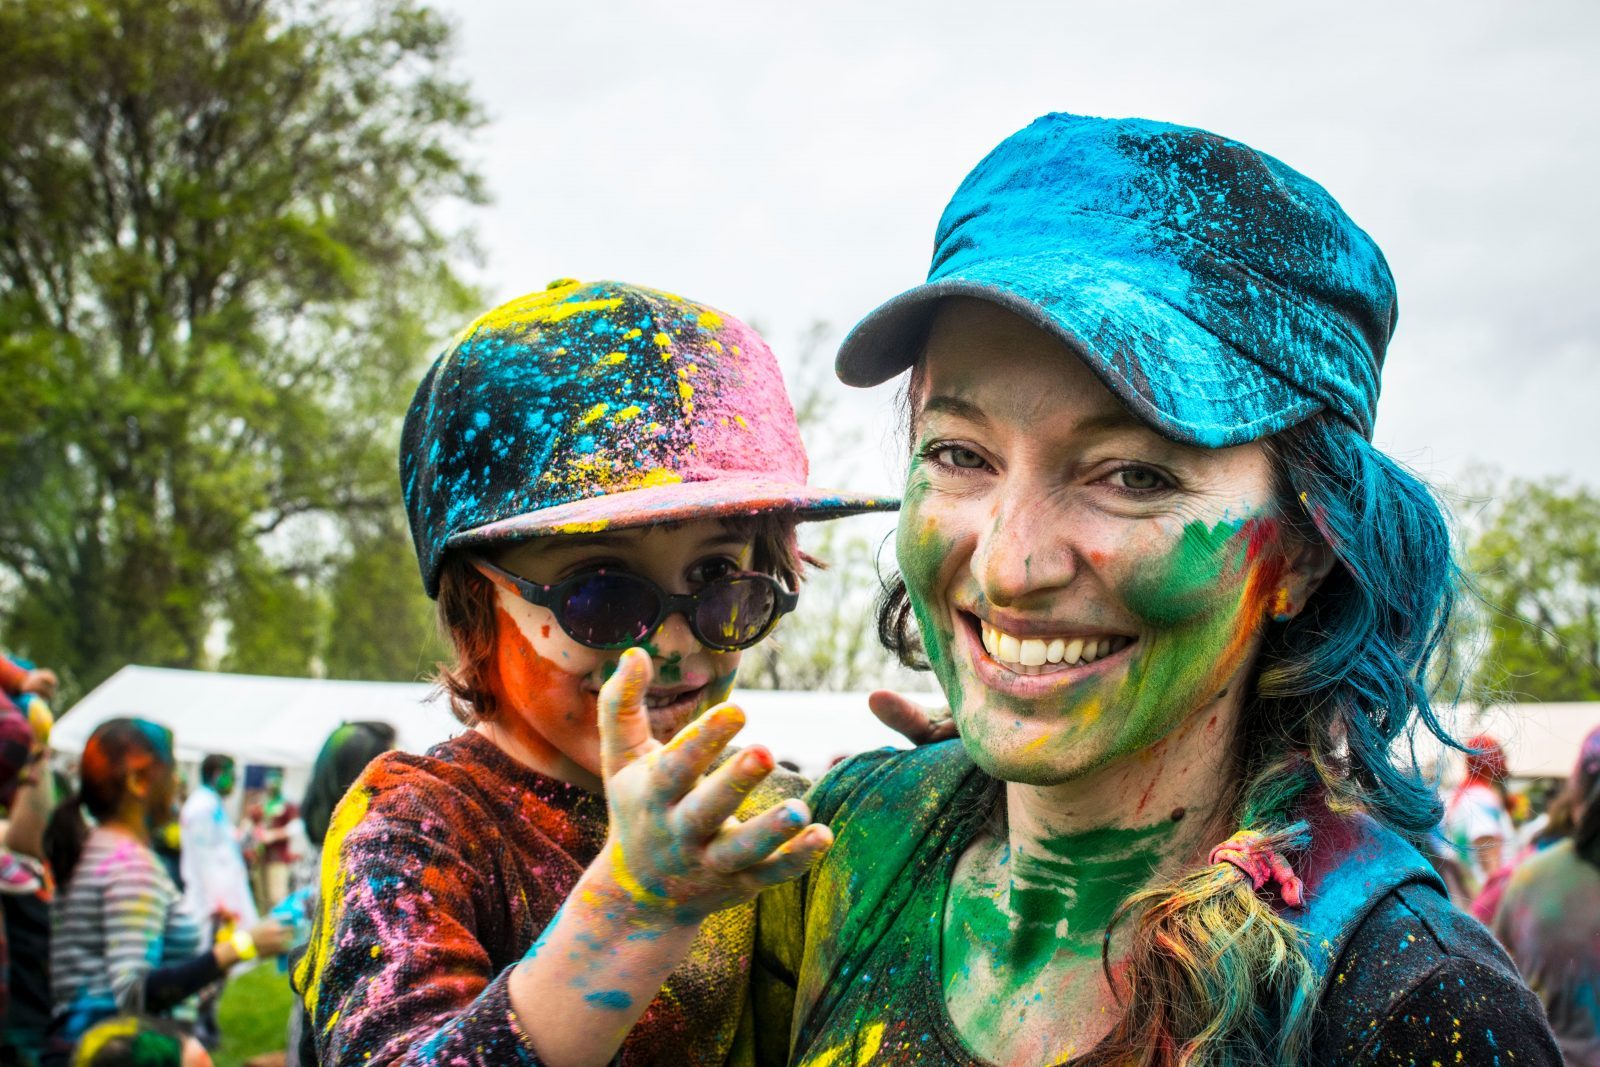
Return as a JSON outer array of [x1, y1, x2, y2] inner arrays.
[[1288, 806, 1449, 999]]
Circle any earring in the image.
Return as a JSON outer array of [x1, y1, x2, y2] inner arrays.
[[1270, 586, 1294, 623]]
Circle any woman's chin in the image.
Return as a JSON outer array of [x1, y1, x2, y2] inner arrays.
[[955, 720, 1109, 786]]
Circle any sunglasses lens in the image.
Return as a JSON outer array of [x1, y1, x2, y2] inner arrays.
[[695, 577, 780, 650], [559, 573, 660, 648]]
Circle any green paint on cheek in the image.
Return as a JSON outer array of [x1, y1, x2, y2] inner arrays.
[[1124, 518, 1248, 626], [897, 465, 963, 713]]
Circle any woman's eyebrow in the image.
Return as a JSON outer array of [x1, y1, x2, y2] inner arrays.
[[921, 394, 989, 424]]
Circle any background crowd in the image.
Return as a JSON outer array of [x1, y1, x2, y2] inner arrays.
[[0, 648, 398, 1067]]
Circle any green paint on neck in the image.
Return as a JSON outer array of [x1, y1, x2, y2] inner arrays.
[[944, 817, 1180, 1033]]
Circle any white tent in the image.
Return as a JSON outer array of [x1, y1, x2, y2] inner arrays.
[[50, 666, 928, 789]]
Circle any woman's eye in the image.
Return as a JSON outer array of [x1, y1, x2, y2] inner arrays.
[[688, 557, 740, 585], [1109, 466, 1169, 491], [936, 446, 987, 470]]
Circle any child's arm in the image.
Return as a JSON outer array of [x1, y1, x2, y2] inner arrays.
[[508, 648, 832, 1067]]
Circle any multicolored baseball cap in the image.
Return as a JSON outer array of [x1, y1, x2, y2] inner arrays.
[[402, 279, 896, 596], [836, 112, 1398, 448]]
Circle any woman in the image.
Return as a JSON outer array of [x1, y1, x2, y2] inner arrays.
[[291, 280, 891, 1065], [1493, 725, 1600, 1064], [543, 114, 1562, 1066], [45, 719, 290, 1048]]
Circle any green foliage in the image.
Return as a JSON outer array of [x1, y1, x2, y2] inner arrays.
[[0, 0, 483, 694], [1467, 477, 1600, 702], [321, 514, 449, 682]]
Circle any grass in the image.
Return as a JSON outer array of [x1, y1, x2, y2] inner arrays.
[[213, 963, 296, 1067]]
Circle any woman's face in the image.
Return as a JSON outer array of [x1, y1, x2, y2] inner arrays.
[[899, 300, 1324, 786], [482, 519, 755, 779]]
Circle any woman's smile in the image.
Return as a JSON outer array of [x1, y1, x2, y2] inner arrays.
[[959, 611, 1137, 694]]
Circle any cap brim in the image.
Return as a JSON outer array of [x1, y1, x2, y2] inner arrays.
[[836, 253, 1326, 448], [446, 476, 897, 551]]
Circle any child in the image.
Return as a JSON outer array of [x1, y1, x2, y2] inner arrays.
[[293, 279, 892, 1065]]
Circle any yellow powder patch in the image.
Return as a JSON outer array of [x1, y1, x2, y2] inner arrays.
[[469, 294, 625, 334], [551, 519, 611, 534], [735, 414, 750, 429], [599, 351, 627, 365], [298, 780, 374, 1025], [624, 328, 643, 340], [653, 332, 671, 348], [678, 381, 695, 404], [685, 363, 699, 375], [709, 340, 724, 353], [638, 468, 683, 488], [578, 403, 609, 427], [698, 310, 723, 329], [612, 405, 643, 423]]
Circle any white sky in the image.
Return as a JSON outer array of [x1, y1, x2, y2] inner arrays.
[[437, 0, 1600, 500]]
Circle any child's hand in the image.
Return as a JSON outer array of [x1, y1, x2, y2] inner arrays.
[[868, 689, 958, 745], [596, 648, 831, 926]]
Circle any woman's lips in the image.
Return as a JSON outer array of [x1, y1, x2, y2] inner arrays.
[[957, 612, 1135, 696]]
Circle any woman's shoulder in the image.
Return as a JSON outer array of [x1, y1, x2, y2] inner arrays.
[[804, 740, 974, 826], [1315, 880, 1559, 1064]]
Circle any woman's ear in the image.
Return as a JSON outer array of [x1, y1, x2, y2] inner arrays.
[[124, 765, 151, 802], [1273, 536, 1338, 622]]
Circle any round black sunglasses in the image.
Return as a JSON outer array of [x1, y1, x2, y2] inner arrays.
[[470, 557, 799, 652]]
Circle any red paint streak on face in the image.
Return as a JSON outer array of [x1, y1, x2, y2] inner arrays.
[[540, 623, 551, 639], [485, 606, 601, 776]]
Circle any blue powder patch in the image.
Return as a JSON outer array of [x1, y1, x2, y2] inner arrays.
[[584, 989, 633, 1011]]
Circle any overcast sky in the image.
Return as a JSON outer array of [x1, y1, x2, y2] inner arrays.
[[437, 0, 1599, 501]]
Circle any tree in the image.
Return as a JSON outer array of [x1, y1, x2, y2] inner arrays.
[[1466, 477, 1600, 702], [0, 0, 483, 693]]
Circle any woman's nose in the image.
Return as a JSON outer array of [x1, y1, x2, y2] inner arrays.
[[971, 493, 1077, 607]]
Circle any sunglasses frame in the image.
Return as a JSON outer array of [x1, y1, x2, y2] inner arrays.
[[470, 557, 799, 652]]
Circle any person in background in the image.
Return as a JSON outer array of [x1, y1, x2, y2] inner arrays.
[[69, 1016, 210, 1067], [1493, 725, 1600, 1066], [1471, 786, 1576, 923], [1443, 732, 1517, 889], [45, 721, 290, 1055], [279, 722, 395, 1067], [0, 656, 54, 894], [245, 770, 296, 911], [1, 722, 60, 1066], [175, 755, 255, 1050], [299, 723, 397, 863]]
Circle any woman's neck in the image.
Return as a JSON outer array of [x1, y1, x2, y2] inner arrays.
[[101, 812, 154, 847], [998, 697, 1243, 956]]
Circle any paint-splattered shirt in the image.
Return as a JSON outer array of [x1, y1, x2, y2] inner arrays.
[[1493, 839, 1600, 1066], [294, 729, 804, 1067], [758, 742, 1559, 1066]]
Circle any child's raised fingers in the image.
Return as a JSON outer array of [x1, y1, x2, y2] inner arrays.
[[701, 798, 813, 874], [648, 704, 748, 802], [671, 744, 776, 840], [734, 824, 834, 889], [598, 648, 656, 779]]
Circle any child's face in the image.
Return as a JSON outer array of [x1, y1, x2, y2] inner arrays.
[[483, 519, 757, 780]]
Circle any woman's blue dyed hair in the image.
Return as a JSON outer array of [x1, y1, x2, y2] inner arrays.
[[1252, 413, 1463, 838]]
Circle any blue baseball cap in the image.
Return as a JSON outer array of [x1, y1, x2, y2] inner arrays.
[[836, 113, 1398, 447]]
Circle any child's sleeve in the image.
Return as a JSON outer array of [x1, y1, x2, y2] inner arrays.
[[295, 767, 546, 1067]]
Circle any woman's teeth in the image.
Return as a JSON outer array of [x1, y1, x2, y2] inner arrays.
[[979, 620, 1131, 673]]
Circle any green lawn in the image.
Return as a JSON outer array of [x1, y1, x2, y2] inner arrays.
[[214, 963, 295, 1067]]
